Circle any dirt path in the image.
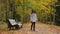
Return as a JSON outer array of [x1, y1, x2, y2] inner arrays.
[[0, 22, 60, 34]]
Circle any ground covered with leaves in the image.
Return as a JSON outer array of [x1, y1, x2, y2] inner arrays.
[[0, 22, 60, 34]]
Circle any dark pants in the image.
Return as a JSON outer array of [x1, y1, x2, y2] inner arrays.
[[31, 22, 35, 31]]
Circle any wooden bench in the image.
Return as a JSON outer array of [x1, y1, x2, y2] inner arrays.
[[7, 19, 22, 30]]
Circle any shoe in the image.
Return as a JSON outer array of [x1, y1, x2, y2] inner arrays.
[[33, 29, 35, 31]]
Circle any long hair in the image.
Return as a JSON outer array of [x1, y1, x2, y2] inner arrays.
[[31, 10, 36, 14]]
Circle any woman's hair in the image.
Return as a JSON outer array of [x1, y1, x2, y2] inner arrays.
[[31, 10, 36, 13]]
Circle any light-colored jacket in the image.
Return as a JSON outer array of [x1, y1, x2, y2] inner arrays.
[[30, 13, 37, 22]]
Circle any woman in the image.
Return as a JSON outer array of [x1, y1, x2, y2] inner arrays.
[[30, 10, 37, 31]]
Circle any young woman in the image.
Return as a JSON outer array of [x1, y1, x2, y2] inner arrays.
[[30, 10, 37, 31]]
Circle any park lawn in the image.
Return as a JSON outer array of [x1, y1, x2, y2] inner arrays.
[[0, 22, 7, 31]]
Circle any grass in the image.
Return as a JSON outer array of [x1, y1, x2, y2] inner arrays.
[[0, 22, 7, 30]]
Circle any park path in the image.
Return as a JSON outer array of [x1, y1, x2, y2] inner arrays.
[[0, 22, 60, 34]]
